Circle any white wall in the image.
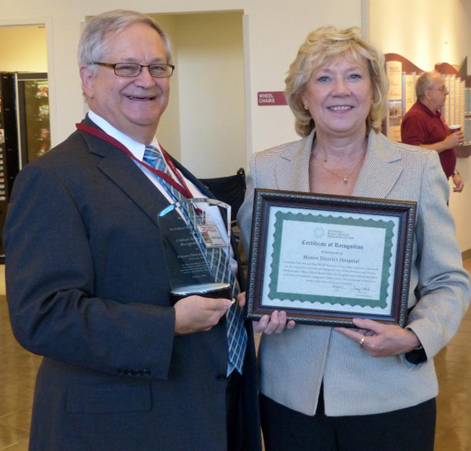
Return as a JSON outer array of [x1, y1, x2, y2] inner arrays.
[[149, 14, 182, 161], [248, 0, 363, 155], [173, 12, 245, 178], [370, 0, 471, 252], [370, 0, 471, 72]]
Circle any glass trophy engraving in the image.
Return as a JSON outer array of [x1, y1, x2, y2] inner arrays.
[[157, 198, 232, 304]]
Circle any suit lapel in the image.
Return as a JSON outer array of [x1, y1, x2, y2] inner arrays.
[[353, 131, 403, 199], [274, 132, 313, 192], [79, 126, 170, 227], [99, 146, 169, 226]]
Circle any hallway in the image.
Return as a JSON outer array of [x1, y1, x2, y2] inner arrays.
[[1, 262, 471, 450]]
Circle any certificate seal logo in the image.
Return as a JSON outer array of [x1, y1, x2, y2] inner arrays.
[[312, 227, 325, 239]]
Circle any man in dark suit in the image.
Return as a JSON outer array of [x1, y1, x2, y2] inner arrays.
[[3, 10, 260, 451]]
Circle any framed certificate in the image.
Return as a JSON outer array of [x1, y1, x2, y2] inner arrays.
[[246, 189, 416, 327]]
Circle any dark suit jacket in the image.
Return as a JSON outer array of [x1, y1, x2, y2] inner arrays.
[[4, 118, 261, 451]]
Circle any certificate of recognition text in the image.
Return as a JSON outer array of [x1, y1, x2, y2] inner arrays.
[[261, 207, 399, 315]]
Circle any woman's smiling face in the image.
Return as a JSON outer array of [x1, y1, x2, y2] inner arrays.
[[302, 55, 374, 139]]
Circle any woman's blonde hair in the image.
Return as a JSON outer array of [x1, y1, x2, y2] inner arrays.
[[285, 26, 389, 137]]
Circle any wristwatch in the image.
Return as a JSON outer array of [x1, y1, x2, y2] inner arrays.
[[453, 170, 460, 176]]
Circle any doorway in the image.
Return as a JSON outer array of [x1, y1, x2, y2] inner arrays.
[[151, 11, 246, 179], [0, 24, 50, 258]]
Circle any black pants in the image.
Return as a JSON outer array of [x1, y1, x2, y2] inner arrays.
[[227, 370, 244, 451], [260, 393, 436, 451]]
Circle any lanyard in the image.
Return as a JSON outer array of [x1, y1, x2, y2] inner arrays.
[[76, 122, 194, 199]]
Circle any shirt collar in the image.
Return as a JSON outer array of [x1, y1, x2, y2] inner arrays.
[[417, 100, 441, 118], [87, 110, 160, 161]]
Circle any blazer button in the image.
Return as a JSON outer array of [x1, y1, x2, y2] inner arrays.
[[216, 375, 227, 382]]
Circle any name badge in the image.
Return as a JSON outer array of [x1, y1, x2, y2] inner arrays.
[[197, 223, 226, 248]]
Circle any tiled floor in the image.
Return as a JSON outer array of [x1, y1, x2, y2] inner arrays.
[[1, 263, 471, 450], [434, 257, 471, 450], [0, 298, 41, 450]]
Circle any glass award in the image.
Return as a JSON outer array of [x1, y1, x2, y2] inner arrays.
[[157, 198, 232, 304]]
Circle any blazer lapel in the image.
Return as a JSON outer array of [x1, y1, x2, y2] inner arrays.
[[353, 131, 403, 199], [274, 131, 314, 192], [80, 129, 169, 227]]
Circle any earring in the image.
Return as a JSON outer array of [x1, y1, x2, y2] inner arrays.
[[304, 104, 309, 110]]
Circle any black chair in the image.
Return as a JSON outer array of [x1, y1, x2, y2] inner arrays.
[[200, 168, 246, 223]]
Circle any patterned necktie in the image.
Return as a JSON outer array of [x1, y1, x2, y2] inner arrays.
[[144, 145, 247, 373]]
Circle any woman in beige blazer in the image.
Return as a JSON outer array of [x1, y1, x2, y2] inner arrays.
[[238, 26, 469, 451]]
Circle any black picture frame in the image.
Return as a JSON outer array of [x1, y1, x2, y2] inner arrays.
[[246, 189, 416, 327]]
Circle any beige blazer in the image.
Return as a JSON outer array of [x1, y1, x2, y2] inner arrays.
[[238, 129, 470, 417]]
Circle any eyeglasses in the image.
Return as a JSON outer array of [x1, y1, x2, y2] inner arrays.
[[93, 62, 175, 78], [429, 86, 447, 92]]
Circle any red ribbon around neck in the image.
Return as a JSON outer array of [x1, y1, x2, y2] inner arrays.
[[76, 122, 194, 199]]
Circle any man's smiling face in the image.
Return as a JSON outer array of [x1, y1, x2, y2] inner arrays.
[[81, 22, 170, 144]]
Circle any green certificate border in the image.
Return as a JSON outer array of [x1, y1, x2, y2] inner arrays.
[[267, 211, 395, 308]]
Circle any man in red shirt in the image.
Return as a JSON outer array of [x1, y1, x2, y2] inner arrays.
[[401, 71, 465, 192]]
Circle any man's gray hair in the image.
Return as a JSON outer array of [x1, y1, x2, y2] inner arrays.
[[415, 71, 437, 100], [78, 10, 173, 75]]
